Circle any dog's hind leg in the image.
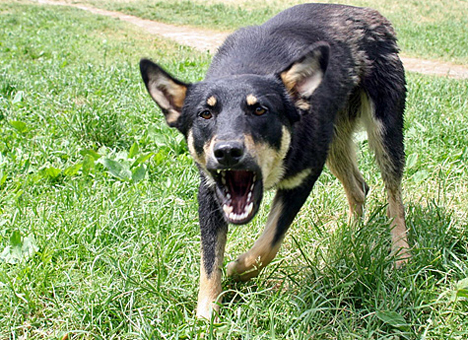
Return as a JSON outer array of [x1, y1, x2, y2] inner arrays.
[[227, 174, 320, 281], [361, 87, 409, 266], [326, 109, 369, 218]]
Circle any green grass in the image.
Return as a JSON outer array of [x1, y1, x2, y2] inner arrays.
[[80, 0, 468, 64], [1, 2, 467, 339]]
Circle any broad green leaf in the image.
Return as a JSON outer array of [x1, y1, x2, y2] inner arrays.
[[101, 158, 131, 181], [406, 153, 418, 170], [153, 151, 165, 165], [128, 142, 139, 159], [455, 278, 468, 299], [412, 169, 430, 183], [82, 154, 95, 176], [22, 234, 39, 260], [131, 152, 154, 168], [41, 167, 61, 179], [12, 90, 24, 104], [0, 232, 39, 264], [0, 246, 16, 264], [0, 171, 6, 187], [64, 162, 82, 176], [10, 120, 28, 133], [132, 164, 146, 183], [21, 159, 31, 173], [14, 189, 24, 200], [456, 278, 468, 289], [80, 149, 101, 160], [10, 230, 22, 247], [375, 310, 408, 331], [457, 289, 468, 298]]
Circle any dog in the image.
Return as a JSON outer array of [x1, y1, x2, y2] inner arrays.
[[140, 3, 409, 319]]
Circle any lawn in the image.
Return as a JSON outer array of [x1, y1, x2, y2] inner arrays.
[[0, 1, 467, 339]]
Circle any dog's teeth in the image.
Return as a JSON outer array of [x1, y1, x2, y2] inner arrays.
[[253, 175, 257, 182], [229, 212, 245, 221], [222, 176, 226, 185], [246, 202, 253, 215], [250, 183, 255, 191], [223, 204, 233, 215], [226, 193, 231, 199], [247, 192, 252, 201], [227, 201, 254, 221]]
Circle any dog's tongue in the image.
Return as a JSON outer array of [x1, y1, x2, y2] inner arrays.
[[226, 171, 253, 213]]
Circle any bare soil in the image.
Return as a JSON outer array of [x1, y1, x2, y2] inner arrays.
[[36, 0, 468, 79]]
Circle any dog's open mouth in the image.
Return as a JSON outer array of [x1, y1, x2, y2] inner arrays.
[[213, 170, 262, 224]]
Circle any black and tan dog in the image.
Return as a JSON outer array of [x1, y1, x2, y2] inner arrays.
[[140, 3, 409, 319]]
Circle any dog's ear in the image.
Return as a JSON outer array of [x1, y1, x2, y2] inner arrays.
[[140, 59, 188, 128], [280, 42, 329, 103]]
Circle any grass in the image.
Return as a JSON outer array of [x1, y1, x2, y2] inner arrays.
[[0, 1, 467, 339], [76, 0, 468, 64]]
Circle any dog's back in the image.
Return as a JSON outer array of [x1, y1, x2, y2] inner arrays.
[[209, 3, 403, 87]]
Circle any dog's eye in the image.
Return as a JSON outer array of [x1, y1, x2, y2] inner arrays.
[[254, 106, 267, 116], [199, 110, 213, 119]]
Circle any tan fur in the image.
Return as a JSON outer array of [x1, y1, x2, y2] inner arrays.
[[244, 126, 291, 189], [147, 76, 187, 124], [280, 52, 324, 97], [360, 92, 409, 264], [226, 199, 283, 281], [387, 188, 409, 266], [246, 94, 258, 106], [187, 130, 216, 187], [207, 96, 217, 107], [326, 98, 368, 217], [164, 109, 180, 125], [277, 168, 312, 190], [187, 130, 206, 167], [196, 230, 227, 319], [296, 99, 311, 111], [203, 137, 216, 165]]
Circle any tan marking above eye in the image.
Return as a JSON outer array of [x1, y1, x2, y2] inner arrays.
[[207, 96, 217, 107], [246, 94, 258, 106]]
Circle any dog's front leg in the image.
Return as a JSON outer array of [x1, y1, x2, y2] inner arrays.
[[196, 181, 228, 320], [227, 174, 319, 281]]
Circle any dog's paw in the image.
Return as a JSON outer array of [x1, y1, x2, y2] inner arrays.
[[226, 260, 260, 282], [394, 249, 411, 269], [226, 261, 240, 278], [196, 300, 220, 322]]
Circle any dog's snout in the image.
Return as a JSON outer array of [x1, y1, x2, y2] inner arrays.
[[213, 141, 245, 167]]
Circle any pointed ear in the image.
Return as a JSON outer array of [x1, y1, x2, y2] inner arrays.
[[140, 59, 188, 127], [280, 42, 329, 102]]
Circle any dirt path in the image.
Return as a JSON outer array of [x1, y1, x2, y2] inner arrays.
[[36, 0, 468, 79]]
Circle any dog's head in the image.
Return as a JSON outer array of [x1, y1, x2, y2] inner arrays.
[[140, 42, 329, 224]]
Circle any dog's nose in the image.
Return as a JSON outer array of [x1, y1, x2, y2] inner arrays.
[[213, 141, 245, 167]]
